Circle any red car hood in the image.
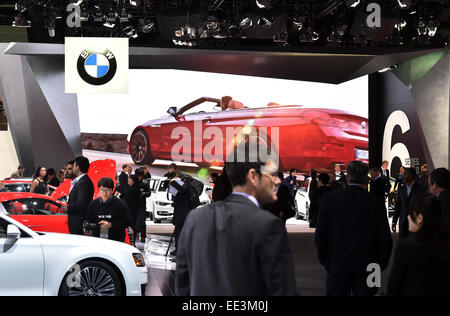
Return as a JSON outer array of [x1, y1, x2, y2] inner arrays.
[[51, 159, 117, 200]]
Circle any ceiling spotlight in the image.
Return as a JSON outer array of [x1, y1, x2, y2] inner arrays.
[[12, 15, 31, 28], [396, 0, 411, 9], [346, 0, 360, 8], [48, 25, 56, 37], [104, 22, 115, 28], [395, 20, 407, 31], [427, 19, 439, 37], [240, 17, 253, 28], [256, 0, 272, 9], [140, 21, 155, 33], [123, 26, 138, 38], [417, 19, 427, 36], [257, 17, 272, 26]]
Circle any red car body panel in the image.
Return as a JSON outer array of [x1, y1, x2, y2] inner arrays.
[[51, 159, 117, 201], [1, 191, 131, 245], [0, 192, 69, 233], [130, 101, 369, 171]]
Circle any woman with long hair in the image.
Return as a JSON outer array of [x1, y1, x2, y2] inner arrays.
[[30, 166, 49, 196], [121, 174, 141, 241], [388, 192, 450, 296]]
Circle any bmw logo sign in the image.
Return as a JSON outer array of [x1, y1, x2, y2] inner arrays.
[[77, 49, 117, 86]]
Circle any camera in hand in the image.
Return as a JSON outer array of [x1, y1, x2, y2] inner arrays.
[[82, 220, 98, 232]]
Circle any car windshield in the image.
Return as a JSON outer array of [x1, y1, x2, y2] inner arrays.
[[175, 97, 221, 116], [2, 199, 64, 216], [3, 184, 26, 192], [182, 101, 222, 116], [159, 180, 171, 192]]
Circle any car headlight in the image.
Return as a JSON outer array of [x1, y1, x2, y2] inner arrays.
[[132, 253, 146, 267]]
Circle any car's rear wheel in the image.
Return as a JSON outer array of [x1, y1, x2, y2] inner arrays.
[[130, 128, 155, 166], [59, 260, 123, 297]]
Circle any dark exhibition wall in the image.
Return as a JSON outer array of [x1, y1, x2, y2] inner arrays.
[[0, 41, 447, 175], [369, 50, 450, 178]]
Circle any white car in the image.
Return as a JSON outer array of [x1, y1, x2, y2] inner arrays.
[[295, 177, 311, 221], [0, 212, 148, 296], [147, 176, 211, 223]]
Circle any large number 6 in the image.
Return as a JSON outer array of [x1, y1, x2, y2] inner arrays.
[[383, 110, 411, 170]]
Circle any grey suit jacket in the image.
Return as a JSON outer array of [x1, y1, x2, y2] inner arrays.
[[175, 193, 298, 296]]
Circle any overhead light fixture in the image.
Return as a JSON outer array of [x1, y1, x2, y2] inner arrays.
[[346, 0, 360, 8], [103, 22, 115, 28], [140, 22, 155, 33], [240, 17, 253, 28], [12, 15, 31, 28], [417, 19, 427, 36], [256, 0, 272, 9], [427, 19, 439, 37], [395, 20, 407, 31], [397, 0, 408, 9]]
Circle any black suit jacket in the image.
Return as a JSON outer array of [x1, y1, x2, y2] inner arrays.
[[439, 189, 450, 221], [393, 182, 427, 238], [315, 185, 393, 271], [381, 168, 390, 180], [388, 238, 450, 296], [176, 194, 298, 296], [118, 171, 128, 194], [264, 184, 295, 220], [68, 175, 94, 233], [370, 177, 387, 198]]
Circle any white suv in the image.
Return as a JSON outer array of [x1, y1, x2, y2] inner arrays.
[[0, 212, 148, 296], [147, 176, 211, 223]]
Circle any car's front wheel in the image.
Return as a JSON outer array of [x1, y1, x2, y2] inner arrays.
[[59, 260, 123, 297], [130, 128, 155, 166]]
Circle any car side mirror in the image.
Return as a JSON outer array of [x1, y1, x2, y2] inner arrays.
[[7, 225, 21, 241], [167, 107, 178, 117]]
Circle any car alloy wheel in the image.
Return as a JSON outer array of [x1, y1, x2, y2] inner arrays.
[[59, 260, 122, 297], [130, 131, 149, 164], [67, 267, 116, 297]]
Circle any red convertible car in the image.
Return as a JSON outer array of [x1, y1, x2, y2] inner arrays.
[[128, 97, 369, 171], [0, 192, 133, 245]]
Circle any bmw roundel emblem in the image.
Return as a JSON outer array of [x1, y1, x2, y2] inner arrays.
[[77, 49, 117, 86]]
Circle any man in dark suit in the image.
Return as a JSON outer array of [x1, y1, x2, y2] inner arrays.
[[62, 156, 94, 235], [334, 164, 347, 187], [175, 142, 298, 296], [264, 172, 295, 222], [116, 164, 131, 197], [381, 161, 390, 180], [315, 161, 393, 296], [370, 168, 390, 199], [429, 168, 450, 221], [392, 168, 427, 239]]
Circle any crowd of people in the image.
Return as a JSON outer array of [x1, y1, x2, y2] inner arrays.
[[178, 147, 450, 296], [2, 148, 450, 296]]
